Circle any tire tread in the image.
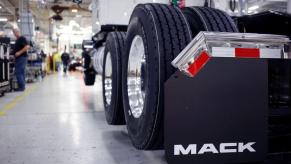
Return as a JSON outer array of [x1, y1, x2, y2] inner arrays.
[[183, 6, 238, 36]]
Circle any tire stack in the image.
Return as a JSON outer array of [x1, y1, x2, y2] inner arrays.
[[101, 3, 238, 150], [0, 37, 10, 96]]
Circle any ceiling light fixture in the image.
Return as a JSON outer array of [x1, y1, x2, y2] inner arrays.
[[248, 5, 259, 11], [72, 9, 78, 13], [0, 18, 8, 22]]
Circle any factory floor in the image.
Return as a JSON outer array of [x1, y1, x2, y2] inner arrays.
[[0, 72, 166, 164]]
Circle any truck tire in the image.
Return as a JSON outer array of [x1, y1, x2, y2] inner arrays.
[[102, 32, 126, 125], [182, 6, 238, 37], [122, 3, 192, 150]]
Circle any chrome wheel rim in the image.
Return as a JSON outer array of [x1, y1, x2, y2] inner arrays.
[[104, 52, 112, 105], [127, 35, 146, 119]]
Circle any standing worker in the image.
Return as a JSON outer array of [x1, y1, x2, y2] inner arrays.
[[61, 47, 70, 74], [13, 29, 30, 91]]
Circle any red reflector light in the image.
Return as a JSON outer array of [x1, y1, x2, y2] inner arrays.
[[235, 48, 260, 58], [187, 51, 210, 77]]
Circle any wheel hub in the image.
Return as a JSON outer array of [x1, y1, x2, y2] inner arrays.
[[104, 52, 112, 105], [127, 35, 146, 119]]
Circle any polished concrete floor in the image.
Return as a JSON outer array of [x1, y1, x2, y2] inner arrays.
[[0, 72, 166, 164]]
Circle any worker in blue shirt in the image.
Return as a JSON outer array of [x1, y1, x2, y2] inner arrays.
[[13, 29, 30, 91]]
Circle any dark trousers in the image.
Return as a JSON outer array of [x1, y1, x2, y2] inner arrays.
[[63, 63, 68, 73], [15, 56, 27, 90]]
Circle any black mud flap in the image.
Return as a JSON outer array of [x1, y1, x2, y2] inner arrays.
[[165, 58, 268, 164], [84, 69, 96, 86]]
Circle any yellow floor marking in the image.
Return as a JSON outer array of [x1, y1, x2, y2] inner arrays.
[[0, 85, 38, 117]]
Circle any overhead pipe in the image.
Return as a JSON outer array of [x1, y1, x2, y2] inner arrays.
[[238, 0, 245, 16], [0, 0, 15, 16], [288, 0, 291, 14]]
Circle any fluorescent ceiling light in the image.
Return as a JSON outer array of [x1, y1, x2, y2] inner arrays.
[[84, 45, 93, 49], [0, 18, 8, 22], [71, 9, 78, 13], [249, 5, 259, 11]]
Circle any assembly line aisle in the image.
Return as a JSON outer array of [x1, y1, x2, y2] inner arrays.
[[0, 73, 166, 164]]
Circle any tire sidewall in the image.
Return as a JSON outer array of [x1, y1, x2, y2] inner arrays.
[[122, 8, 161, 148], [102, 35, 118, 124]]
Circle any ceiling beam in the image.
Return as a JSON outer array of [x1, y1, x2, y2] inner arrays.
[[0, 0, 16, 16]]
